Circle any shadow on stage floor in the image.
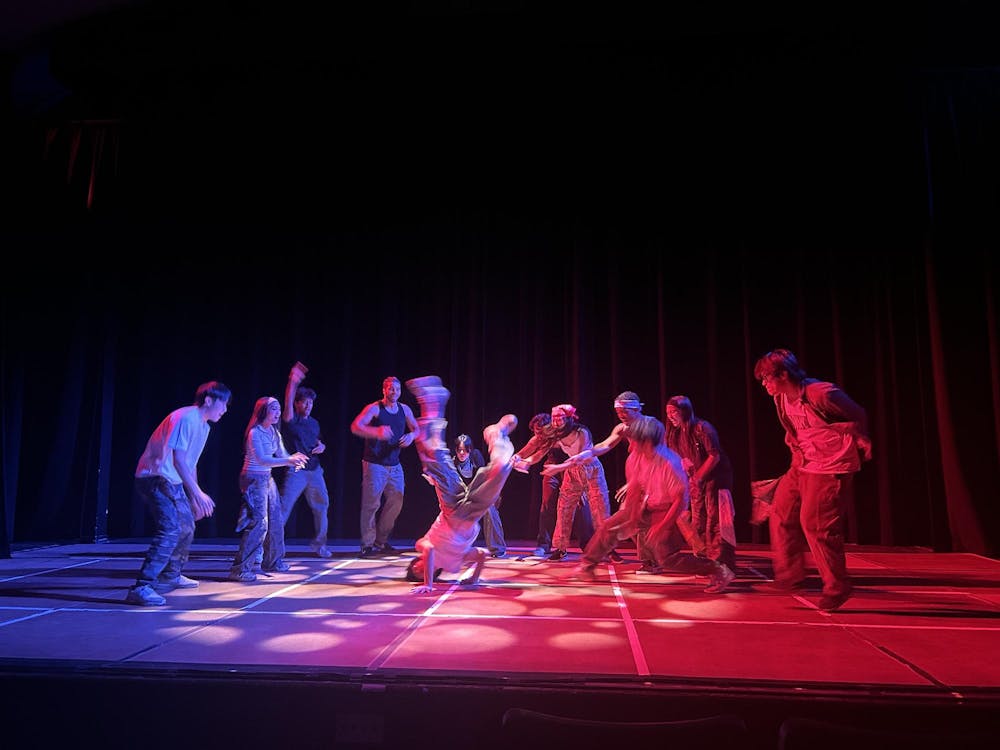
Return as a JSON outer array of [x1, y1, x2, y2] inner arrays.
[[1, 540, 999, 749]]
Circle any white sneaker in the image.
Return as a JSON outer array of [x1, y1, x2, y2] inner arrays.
[[125, 585, 166, 606], [153, 574, 198, 593]]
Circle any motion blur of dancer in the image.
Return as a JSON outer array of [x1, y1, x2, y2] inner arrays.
[[575, 415, 736, 594], [404, 376, 518, 593]]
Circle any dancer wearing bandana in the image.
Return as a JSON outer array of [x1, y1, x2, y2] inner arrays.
[[529, 404, 611, 561], [546, 391, 645, 565]]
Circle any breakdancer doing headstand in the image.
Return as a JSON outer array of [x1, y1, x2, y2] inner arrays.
[[403, 376, 518, 593]]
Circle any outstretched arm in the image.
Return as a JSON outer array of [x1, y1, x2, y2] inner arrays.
[[541, 428, 600, 475], [589, 422, 625, 457], [513, 432, 556, 468]]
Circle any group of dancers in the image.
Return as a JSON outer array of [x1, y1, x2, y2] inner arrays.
[[405, 378, 736, 595], [407, 347, 872, 615], [125, 349, 870, 613]]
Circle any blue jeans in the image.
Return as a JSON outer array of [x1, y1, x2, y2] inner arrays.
[[280, 466, 330, 547], [133, 476, 195, 588], [480, 500, 506, 555], [232, 472, 284, 574]]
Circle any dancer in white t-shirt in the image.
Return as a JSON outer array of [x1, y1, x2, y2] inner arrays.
[[403, 376, 517, 593]]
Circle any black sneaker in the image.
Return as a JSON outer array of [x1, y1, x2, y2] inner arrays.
[[360, 546, 377, 558], [758, 579, 806, 594], [378, 543, 397, 554], [547, 549, 568, 561], [635, 563, 663, 575], [818, 588, 853, 611], [608, 550, 624, 563]]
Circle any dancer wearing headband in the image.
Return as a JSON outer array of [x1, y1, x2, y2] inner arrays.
[[543, 391, 646, 564], [515, 412, 595, 558], [230, 397, 309, 582], [528, 403, 610, 561]]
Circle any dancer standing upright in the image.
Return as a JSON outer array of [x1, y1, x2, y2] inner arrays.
[[350, 376, 420, 557]]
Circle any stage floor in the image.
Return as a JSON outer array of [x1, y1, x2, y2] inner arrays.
[[1, 541, 999, 747], [1, 540, 999, 690]]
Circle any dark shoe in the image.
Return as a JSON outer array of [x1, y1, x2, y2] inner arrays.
[[818, 588, 853, 611], [608, 550, 624, 563], [704, 564, 737, 594], [759, 579, 806, 594], [547, 549, 568, 561], [228, 570, 257, 582], [490, 550, 507, 558], [360, 545, 377, 558], [377, 542, 398, 554]]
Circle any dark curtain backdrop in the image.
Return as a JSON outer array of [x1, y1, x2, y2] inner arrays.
[[2, 4, 999, 556], [2, 226, 997, 555]]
